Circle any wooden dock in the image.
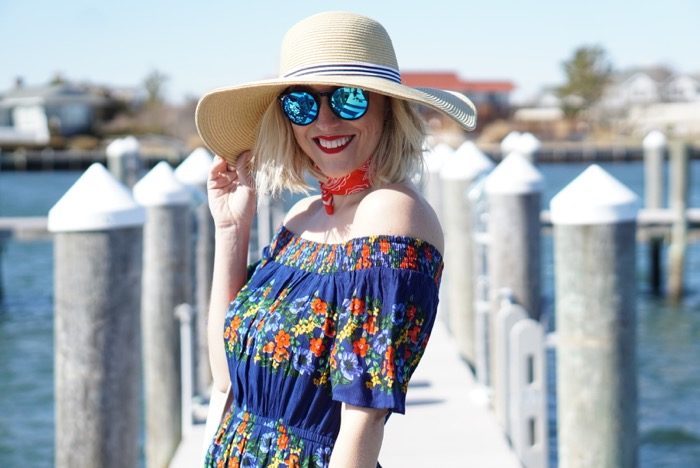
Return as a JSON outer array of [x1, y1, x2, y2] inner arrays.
[[169, 320, 522, 468], [0, 216, 50, 241]]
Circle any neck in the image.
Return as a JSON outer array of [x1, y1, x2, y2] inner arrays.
[[318, 159, 372, 215]]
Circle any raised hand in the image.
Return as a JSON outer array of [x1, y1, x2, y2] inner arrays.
[[207, 151, 256, 229]]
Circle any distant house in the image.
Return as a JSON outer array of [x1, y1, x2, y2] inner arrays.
[[601, 72, 662, 113], [401, 71, 515, 130], [0, 81, 107, 147], [595, 67, 700, 137], [596, 67, 700, 113], [664, 74, 700, 102]]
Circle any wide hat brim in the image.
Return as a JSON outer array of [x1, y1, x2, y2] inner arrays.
[[196, 11, 477, 163], [196, 75, 477, 162]]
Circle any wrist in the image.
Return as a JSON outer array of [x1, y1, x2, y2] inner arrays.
[[215, 222, 252, 241]]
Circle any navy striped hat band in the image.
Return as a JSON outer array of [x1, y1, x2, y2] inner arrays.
[[283, 62, 402, 84]]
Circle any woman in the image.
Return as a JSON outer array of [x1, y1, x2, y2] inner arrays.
[[197, 11, 476, 467]]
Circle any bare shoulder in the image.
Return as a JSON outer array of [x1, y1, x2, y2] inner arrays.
[[352, 182, 444, 254], [283, 194, 321, 229]]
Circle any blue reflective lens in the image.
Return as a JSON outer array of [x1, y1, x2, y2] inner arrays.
[[330, 87, 369, 120], [279, 87, 369, 125], [280, 91, 319, 125]]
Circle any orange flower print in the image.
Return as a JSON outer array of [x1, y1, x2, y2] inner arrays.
[[353, 338, 369, 357], [278, 428, 289, 450], [262, 341, 275, 353], [273, 330, 291, 362], [230, 316, 242, 330], [274, 347, 290, 363], [311, 298, 327, 315], [356, 256, 372, 269], [400, 245, 418, 269], [349, 298, 365, 316], [361, 244, 370, 258], [275, 330, 291, 348], [310, 337, 326, 357], [384, 346, 396, 378], [287, 453, 300, 467], [385, 360, 395, 379], [379, 239, 390, 254], [363, 315, 377, 335]]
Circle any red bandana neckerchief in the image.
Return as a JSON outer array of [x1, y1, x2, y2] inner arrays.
[[318, 159, 372, 215]]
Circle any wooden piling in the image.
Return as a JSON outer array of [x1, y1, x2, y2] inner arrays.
[[48, 163, 145, 468], [551, 165, 639, 468], [484, 152, 544, 319], [484, 152, 543, 425], [106, 136, 142, 188], [642, 131, 666, 294], [440, 141, 493, 364], [423, 143, 453, 328], [175, 147, 215, 397], [423, 143, 452, 219], [667, 141, 689, 303], [134, 162, 193, 468]]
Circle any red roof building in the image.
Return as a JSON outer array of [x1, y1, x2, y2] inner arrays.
[[402, 71, 515, 130]]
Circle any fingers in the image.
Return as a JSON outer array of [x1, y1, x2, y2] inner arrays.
[[235, 151, 255, 188], [208, 153, 255, 191]]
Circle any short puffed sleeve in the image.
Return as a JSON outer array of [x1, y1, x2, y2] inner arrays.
[[329, 267, 440, 414]]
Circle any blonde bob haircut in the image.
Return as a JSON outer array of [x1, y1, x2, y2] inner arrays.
[[251, 94, 426, 197]]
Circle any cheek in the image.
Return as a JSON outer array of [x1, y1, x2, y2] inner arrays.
[[291, 125, 310, 150]]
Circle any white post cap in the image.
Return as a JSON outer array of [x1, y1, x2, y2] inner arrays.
[[550, 164, 639, 225], [643, 130, 667, 149], [484, 152, 544, 194], [424, 143, 453, 173], [121, 135, 140, 153], [518, 132, 541, 154], [48, 163, 145, 232], [106, 135, 141, 158], [440, 141, 495, 180], [500, 131, 522, 155], [133, 161, 192, 207], [175, 147, 213, 186]]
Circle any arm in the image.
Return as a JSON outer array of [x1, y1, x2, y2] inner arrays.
[[207, 152, 256, 393], [329, 404, 387, 468]]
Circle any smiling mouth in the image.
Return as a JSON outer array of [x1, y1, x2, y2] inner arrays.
[[315, 135, 354, 154]]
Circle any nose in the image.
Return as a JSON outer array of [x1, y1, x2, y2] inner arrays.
[[314, 96, 341, 129]]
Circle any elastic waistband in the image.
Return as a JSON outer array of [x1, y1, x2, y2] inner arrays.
[[232, 406, 336, 448]]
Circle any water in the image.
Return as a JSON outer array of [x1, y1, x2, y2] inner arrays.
[[1, 162, 700, 467]]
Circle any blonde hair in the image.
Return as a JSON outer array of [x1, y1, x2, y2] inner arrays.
[[252, 94, 426, 197]]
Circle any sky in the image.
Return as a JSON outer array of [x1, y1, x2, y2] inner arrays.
[[1, 0, 698, 104]]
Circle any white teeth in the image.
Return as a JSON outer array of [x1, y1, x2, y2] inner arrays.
[[318, 136, 351, 149]]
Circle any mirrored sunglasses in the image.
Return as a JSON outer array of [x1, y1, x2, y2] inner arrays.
[[278, 87, 370, 126]]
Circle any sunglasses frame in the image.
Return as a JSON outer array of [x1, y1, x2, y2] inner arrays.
[[278, 86, 370, 126]]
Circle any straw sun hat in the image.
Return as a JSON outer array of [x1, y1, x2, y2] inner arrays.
[[195, 11, 477, 162]]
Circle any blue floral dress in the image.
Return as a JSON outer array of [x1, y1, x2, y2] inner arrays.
[[204, 225, 443, 467]]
